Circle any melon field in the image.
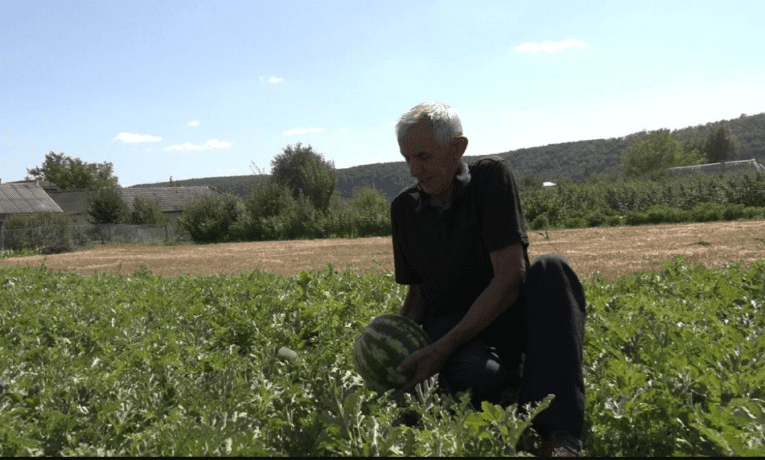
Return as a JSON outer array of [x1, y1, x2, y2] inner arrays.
[[1, 238, 765, 454]]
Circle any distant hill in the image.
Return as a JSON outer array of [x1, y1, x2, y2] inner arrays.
[[131, 112, 765, 201]]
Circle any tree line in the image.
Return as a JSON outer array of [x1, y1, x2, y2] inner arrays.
[[13, 112, 765, 248], [176, 143, 390, 243]]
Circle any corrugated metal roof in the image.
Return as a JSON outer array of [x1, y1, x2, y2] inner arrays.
[[45, 186, 220, 216], [668, 159, 765, 175], [0, 183, 64, 214], [120, 187, 219, 212]]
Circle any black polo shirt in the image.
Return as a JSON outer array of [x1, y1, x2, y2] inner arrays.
[[391, 156, 530, 316]]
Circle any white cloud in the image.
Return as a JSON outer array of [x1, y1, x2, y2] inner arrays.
[[338, 126, 351, 133], [163, 139, 233, 151], [515, 38, 590, 53], [282, 127, 324, 136], [113, 132, 162, 143], [188, 120, 200, 127], [260, 76, 284, 84]]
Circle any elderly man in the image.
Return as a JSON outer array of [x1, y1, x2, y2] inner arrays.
[[391, 102, 586, 456]]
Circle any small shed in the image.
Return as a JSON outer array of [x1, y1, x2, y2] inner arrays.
[[0, 182, 64, 227]]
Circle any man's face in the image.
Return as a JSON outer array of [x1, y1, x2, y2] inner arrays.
[[399, 121, 467, 205]]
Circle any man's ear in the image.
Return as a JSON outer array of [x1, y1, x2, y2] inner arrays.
[[451, 136, 468, 158]]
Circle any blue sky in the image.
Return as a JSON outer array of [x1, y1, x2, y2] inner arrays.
[[2, 0, 764, 187]]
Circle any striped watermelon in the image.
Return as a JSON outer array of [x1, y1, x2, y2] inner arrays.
[[353, 314, 432, 392]]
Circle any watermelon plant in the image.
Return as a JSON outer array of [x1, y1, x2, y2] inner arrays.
[[0, 257, 764, 455]]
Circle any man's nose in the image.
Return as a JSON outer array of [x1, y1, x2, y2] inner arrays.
[[409, 158, 423, 177]]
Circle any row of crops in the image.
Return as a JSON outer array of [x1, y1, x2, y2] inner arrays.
[[521, 171, 765, 230], [1, 258, 764, 455]]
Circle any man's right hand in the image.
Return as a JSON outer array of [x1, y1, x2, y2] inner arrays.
[[401, 284, 425, 324]]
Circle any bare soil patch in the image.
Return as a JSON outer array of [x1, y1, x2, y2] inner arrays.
[[2, 220, 763, 282]]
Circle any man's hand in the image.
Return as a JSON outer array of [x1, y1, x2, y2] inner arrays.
[[396, 340, 452, 393]]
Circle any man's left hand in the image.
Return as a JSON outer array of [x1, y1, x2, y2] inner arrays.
[[396, 341, 452, 393]]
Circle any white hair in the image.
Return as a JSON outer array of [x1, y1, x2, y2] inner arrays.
[[395, 101, 463, 148]]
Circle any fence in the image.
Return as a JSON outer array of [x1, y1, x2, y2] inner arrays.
[[0, 222, 190, 252]]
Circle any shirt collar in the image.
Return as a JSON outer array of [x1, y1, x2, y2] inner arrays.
[[413, 160, 471, 214]]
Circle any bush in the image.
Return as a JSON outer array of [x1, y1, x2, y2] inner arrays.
[[348, 187, 390, 237], [606, 215, 624, 226], [625, 210, 649, 226], [319, 193, 356, 238], [644, 205, 689, 224], [127, 197, 167, 225], [271, 143, 337, 212], [245, 180, 297, 221], [726, 172, 765, 207], [285, 195, 322, 240], [521, 189, 564, 227], [3, 212, 71, 252], [691, 202, 725, 222], [178, 194, 244, 243], [562, 217, 588, 229], [530, 215, 550, 231], [88, 187, 128, 224], [245, 180, 301, 241], [582, 209, 611, 227]]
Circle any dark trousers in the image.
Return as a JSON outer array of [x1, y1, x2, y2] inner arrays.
[[422, 253, 586, 441]]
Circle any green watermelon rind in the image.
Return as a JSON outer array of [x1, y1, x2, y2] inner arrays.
[[353, 314, 432, 392]]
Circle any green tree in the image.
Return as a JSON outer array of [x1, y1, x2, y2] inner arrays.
[[245, 180, 297, 220], [127, 197, 167, 225], [26, 152, 119, 190], [88, 187, 128, 224], [703, 125, 738, 163], [620, 129, 701, 177], [270, 143, 337, 212], [348, 186, 390, 236], [519, 173, 544, 189], [177, 194, 244, 243]]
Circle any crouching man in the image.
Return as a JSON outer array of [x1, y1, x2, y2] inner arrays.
[[392, 102, 586, 457]]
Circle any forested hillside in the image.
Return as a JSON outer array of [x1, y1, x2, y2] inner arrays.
[[131, 112, 765, 200]]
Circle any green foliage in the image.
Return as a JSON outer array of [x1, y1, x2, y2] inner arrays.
[[26, 152, 119, 190], [235, 181, 391, 242], [177, 194, 245, 243], [519, 171, 765, 229], [620, 130, 699, 177], [299, 153, 338, 212], [347, 187, 390, 237], [2, 212, 71, 252], [584, 257, 765, 456], [703, 125, 738, 163], [519, 173, 544, 190], [1, 258, 764, 455], [271, 143, 337, 212], [126, 197, 167, 225], [245, 179, 297, 220], [88, 188, 128, 224], [0, 246, 47, 259]]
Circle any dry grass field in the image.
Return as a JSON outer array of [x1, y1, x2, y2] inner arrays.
[[1, 220, 764, 282]]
